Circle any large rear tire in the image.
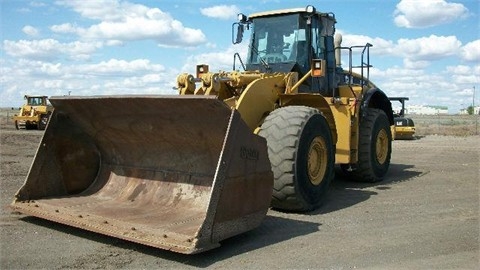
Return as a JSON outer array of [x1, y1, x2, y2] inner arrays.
[[343, 108, 392, 182], [259, 106, 335, 212]]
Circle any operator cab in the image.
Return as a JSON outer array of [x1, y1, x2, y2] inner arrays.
[[247, 13, 306, 69], [26, 95, 47, 106], [235, 6, 337, 94]]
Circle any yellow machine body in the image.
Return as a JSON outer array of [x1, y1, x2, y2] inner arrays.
[[393, 125, 416, 140], [389, 97, 416, 140], [13, 95, 53, 130], [12, 6, 393, 254], [180, 68, 368, 164]]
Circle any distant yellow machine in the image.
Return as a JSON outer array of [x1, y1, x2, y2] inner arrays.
[[13, 95, 53, 130], [390, 97, 416, 140]]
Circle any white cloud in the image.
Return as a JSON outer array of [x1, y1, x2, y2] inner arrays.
[[340, 34, 462, 63], [339, 33, 394, 55], [394, 0, 469, 28], [454, 87, 474, 98], [379, 69, 454, 100], [22, 25, 39, 36], [4, 59, 64, 78], [395, 35, 461, 61], [373, 66, 428, 83], [56, 0, 125, 21], [403, 59, 430, 69], [80, 16, 205, 46], [105, 40, 124, 46], [0, 57, 177, 106], [75, 59, 165, 76], [446, 65, 472, 74], [200, 5, 240, 20], [17, 7, 31, 13], [452, 74, 479, 85], [119, 73, 170, 89], [181, 43, 248, 73], [50, 23, 78, 34], [460, 40, 480, 62], [39, 62, 63, 76], [3, 39, 102, 61], [33, 79, 65, 89], [54, 0, 207, 47], [446, 65, 480, 85], [30, 1, 47, 8], [373, 63, 479, 113]]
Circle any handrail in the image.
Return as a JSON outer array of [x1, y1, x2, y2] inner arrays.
[[336, 43, 372, 88], [233, 53, 246, 71]]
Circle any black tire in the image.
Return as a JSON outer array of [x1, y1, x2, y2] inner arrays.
[[343, 108, 392, 182], [38, 113, 50, 130], [259, 106, 335, 212], [14, 121, 19, 130]]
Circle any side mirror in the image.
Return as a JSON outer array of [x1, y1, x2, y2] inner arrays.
[[232, 23, 244, 44]]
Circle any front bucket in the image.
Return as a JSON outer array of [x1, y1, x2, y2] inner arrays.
[[11, 95, 273, 254]]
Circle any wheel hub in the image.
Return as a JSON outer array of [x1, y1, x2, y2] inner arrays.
[[307, 136, 328, 186], [376, 129, 388, 165]]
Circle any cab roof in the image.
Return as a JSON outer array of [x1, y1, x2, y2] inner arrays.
[[249, 8, 307, 18], [249, 7, 335, 21]]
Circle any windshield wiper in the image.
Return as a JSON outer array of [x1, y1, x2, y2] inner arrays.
[[249, 44, 270, 71]]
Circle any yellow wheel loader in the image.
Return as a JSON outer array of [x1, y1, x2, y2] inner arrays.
[[13, 95, 53, 130], [11, 6, 393, 254], [390, 97, 416, 140]]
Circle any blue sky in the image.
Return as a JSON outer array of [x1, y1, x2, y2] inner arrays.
[[1, 0, 479, 113]]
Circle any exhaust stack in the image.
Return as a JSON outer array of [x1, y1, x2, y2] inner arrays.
[[334, 33, 343, 67]]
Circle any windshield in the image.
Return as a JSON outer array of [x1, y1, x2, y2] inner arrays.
[[27, 97, 45, 106], [247, 14, 307, 65]]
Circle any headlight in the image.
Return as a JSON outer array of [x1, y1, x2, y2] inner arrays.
[[237, 13, 247, 23], [306, 5, 316, 14]]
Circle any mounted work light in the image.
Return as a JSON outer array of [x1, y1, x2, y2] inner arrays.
[[238, 13, 248, 23], [306, 5, 316, 14]]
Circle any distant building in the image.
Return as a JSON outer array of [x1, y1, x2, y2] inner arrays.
[[406, 105, 449, 115], [459, 106, 480, 115]]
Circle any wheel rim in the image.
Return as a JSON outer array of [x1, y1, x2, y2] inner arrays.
[[307, 136, 328, 186], [376, 129, 389, 165]]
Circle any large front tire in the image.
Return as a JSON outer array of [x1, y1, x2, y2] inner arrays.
[[259, 106, 335, 212]]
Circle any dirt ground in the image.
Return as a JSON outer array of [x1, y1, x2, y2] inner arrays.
[[0, 112, 479, 269]]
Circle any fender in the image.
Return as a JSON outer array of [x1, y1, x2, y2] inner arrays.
[[361, 88, 394, 125]]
